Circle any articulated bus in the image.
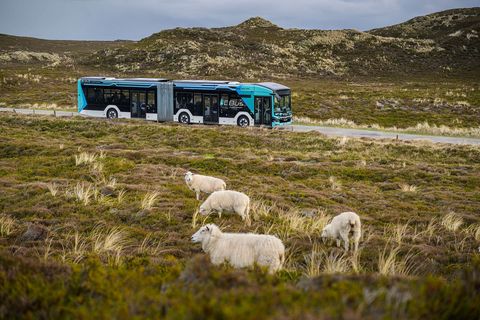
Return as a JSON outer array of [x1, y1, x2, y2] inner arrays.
[[77, 77, 292, 127]]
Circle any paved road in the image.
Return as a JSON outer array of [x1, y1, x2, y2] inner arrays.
[[290, 124, 480, 146], [2, 107, 480, 146]]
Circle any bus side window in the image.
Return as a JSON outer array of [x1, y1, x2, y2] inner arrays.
[[94, 88, 104, 104], [119, 90, 129, 106], [193, 94, 202, 116], [186, 93, 194, 111], [104, 89, 112, 104], [147, 91, 156, 113], [86, 88, 95, 104], [220, 94, 229, 117]]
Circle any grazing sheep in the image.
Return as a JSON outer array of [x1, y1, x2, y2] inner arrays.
[[191, 224, 285, 273], [321, 211, 361, 251], [185, 171, 226, 200], [199, 190, 251, 226]]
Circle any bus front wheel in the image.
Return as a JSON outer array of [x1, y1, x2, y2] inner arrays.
[[237, 115, 249, 128], [179, 112, 190, 124], [106, 108, 118, 119]]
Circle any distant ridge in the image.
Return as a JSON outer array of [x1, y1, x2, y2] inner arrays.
[[1, 8, 479, 79], [234, 17, 281, 29]]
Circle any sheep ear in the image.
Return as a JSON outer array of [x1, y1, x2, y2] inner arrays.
[[205, 226, 210, 231]]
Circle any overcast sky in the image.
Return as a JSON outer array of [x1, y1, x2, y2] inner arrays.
[[0, 0, 478, 40]]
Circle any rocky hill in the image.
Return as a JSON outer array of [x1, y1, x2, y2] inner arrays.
[[0, 8, 479, 79], [87, 8, 480, 79], [0, 33, 127, 67]]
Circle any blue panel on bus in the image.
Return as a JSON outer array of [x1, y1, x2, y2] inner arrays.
[[236, 84, 273, 112], [77, 80, 87, 112]]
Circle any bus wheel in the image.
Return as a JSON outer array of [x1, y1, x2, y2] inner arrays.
[[106, 108, 118, 119], [179, 112, 190, 124], [237, 115, 249, 127]]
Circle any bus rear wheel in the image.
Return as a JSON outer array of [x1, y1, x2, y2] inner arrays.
[[179, 112, 190, 124], [237, 115, 249, 127], [106, 108, 118, 119]]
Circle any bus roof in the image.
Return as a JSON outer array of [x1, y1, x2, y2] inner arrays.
[[256, 82, 290, 91], [80, 77, 290, 91], [81, 77, 169, 83]]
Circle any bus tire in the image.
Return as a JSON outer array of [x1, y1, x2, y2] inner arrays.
[[178, 112, 190, 124], [237, 115, 249, 127], [106, 108, 118, 119]]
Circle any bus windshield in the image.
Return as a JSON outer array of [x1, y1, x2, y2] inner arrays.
[[274, 94, 291, 115]]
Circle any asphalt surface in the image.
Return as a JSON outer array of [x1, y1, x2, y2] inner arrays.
[[1, 107, 480, 146], [290, 124, 480, 145]]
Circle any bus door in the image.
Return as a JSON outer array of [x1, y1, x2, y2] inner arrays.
[[203, 94, 219, 123], [254, 97, 272, 125], [131, 90, 147, 118]]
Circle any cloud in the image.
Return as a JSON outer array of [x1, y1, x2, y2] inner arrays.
[[0, 0, 477, 40]]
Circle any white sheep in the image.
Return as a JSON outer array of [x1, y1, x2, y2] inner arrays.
[[199, 190, 251, 226], [185, 171, 226, 200], [191, 224, 285, 274], [321, 211, 361, 251]]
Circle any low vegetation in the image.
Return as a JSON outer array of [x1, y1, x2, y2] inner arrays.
[[0, 8, 478, 317], [1, 114, 479, 318]]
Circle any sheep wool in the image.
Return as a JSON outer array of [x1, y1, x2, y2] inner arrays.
[[185, 171, 226, 200], [321, 211, 361, 251], [199, 190, 251, 226], [191, 224, 285, 273]]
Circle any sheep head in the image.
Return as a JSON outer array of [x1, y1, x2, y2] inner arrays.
[[199, 204, 209, 215], [191, 224, 221, 244], [185, 171, 194, 184], [321, 224, 333, 242]]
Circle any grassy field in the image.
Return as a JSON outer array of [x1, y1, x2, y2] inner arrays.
[[1, 113, 479, 318], [288, 77, 480, 129]]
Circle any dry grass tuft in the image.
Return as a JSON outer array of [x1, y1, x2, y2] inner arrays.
[[399, 183, 418, 193], [386, 223, 409, 244], [337, 136, 349, 146], [74, 152, 98, 166], [424, 218, 438, 241], [106, 177, 117, 189], [46, 182, 59, 197], [464, 224, 480, 242], [91, 162, 104, 176], [41, 238, 54, 262], [378, 245, 417, 276], [322, 250, 350, 274], [269, 207, 331, 240], [303, 243, 323, 277], [71, 182, 95, 205], [141, 191, 160, 210], [69, 231, 88, 263], [117, 189, 126, 204], [303, 244, 350, 277], [0, 214, 15, 236], [192, 209, 200, 229], [441, 212, 463, 232], [350, 250, 362, 273], [328, 176, 342, 191], [138, 233, 165, 255], [92, 227, 129, 265], [251, 200, 275, 221]]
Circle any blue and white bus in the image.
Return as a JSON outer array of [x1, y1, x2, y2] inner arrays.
[[77, 77, 292, 127]]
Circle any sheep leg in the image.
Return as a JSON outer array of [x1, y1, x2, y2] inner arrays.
[[339, 230, 349, 251], [196, 191, 200, 201], [336, 239, 341, 247], [217, 209, 222, 218], [353, 230, 361, 252]]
